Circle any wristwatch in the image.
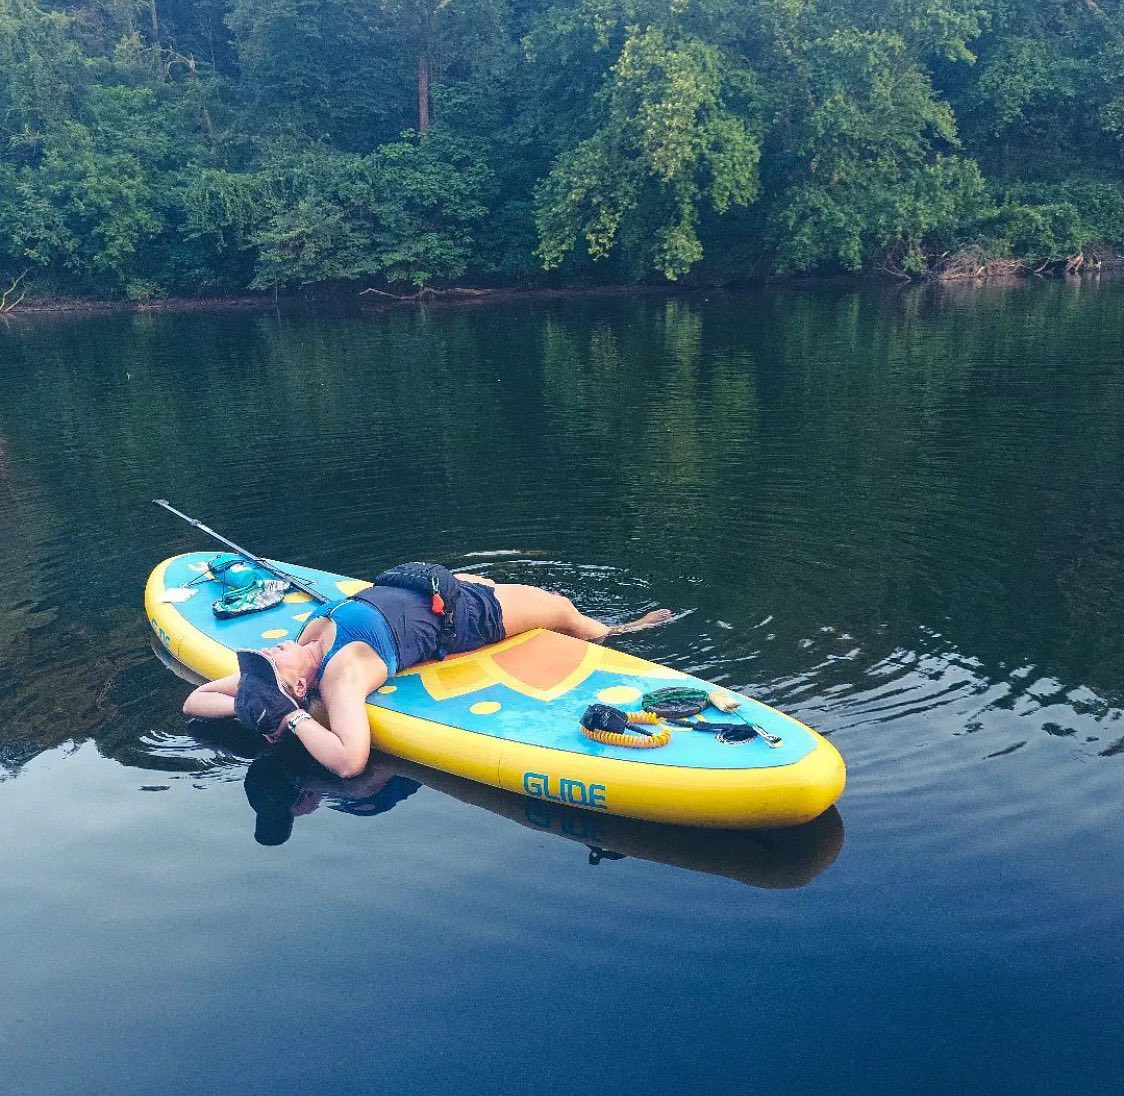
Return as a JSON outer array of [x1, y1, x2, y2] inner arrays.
[[285, 711, 312, 735]]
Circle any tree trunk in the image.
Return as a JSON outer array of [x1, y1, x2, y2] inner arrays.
[[148, 0, 162, 74], [418, 50, 430, 134]]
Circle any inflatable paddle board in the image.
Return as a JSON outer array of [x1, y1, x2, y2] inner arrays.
[[146, 553, 845, 828]]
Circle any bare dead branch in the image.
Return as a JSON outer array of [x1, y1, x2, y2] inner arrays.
[[359, 287, 414, 300], [360, 285, 493, 302], [926, 247, 1034, 281], [0, 269, 31, 313]]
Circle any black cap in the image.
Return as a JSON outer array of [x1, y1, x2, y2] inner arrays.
[[234, 649, 303, 736]]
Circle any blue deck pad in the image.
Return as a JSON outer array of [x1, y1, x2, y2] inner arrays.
[[371, 667, 816, 770], [160, 553, 815, 771]]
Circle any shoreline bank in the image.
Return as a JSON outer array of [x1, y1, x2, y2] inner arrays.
[[7, 266, 1124, 317]]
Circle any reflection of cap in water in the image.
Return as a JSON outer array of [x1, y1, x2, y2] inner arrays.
[[244, 751, 304, 846]]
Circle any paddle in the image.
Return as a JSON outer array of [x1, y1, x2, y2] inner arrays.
[[152, 499, 330, 604], [708, 691, 783, 748]]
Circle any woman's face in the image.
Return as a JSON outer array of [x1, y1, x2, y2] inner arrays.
[[262, 641, 309, 696]]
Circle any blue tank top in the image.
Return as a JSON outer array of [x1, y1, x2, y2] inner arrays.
[[304, 587, 443, 679]]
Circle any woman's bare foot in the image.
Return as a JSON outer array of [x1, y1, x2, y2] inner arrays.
[[605, 608, 673, 636]]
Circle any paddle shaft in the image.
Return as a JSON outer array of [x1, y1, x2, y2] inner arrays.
[[151, 499, 330, 604], [731, 710, 782, 747]]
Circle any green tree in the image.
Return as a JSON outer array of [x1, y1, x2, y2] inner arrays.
[[535, 3, 762, 280], [251, 133, 490, 289], [5, 0, 1124, 296], [946, 0, 1124, 179], [748, 0, 989, 273], [225, 0, 411, 151], [770, 28, 988, 272]]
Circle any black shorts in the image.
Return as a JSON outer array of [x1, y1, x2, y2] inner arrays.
[[447, 583, 506, 655]]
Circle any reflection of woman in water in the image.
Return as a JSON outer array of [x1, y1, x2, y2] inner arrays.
[[244, 741, 420, 845], [244, 741, 844, 886]]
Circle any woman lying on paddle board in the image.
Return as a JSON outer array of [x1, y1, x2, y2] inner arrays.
[[183, 570, 670, 779]]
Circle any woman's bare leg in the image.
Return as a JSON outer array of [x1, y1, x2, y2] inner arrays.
[[454, 572, 497, 587], [602, 609, 674, 635], [492, 584, 671, 643]]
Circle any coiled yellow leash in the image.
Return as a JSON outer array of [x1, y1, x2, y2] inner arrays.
[[580, 707, 672, 749], [578, 688, 784, 751]]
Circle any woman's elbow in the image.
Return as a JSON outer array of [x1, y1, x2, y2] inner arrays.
[[333, 744, 370, 780], [183, 687, 217, 719]]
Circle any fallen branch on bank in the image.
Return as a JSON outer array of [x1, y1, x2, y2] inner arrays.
[[1063, 245, 1124, 271], [927, 248, 1026, 280], [360, 286, 494, 302], [924, 243, 1124, 281], [1, 269, 31, 313]]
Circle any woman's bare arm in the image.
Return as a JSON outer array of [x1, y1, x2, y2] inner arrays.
[[289, 693, 373, 778], [184, 671, 368, 777], [183, 674, 239, 720], [294, 648, 388, 778]]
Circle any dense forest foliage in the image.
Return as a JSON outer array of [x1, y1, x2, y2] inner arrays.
[[2, 0, 1123, 300]]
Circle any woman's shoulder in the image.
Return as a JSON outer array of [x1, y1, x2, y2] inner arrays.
[[298, 605, 337, 645]]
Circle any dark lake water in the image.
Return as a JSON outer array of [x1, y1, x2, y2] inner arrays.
[[1, 282, 1122, 1095]]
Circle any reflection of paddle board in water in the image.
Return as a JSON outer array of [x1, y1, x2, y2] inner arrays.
[[147, 553, 846, 829], [389, 757, 844, 889], [153, 643, 843, 884]]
